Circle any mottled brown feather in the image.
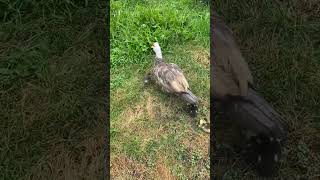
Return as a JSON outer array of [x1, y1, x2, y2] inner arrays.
[[153, 62, 189, 93]]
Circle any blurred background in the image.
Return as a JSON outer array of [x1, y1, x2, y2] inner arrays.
[[0, 1, 107, 179], [213, 0, 320, 179]]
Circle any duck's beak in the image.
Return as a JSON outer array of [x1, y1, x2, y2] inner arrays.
[[151, 44, 154, 48]]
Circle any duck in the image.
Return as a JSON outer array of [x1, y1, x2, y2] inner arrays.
[[144, 42, 199, 118], [211, 12, 288, 177]]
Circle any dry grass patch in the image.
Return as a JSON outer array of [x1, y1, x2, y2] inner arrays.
[[113, 94, 169, 141], [111, 155, 149, 180], [153, 156, 178, 180], [26, 133, 104, 180], [182, 132, 209, 156], [190, 48, 210, 68], [119, 104, 144, 129], [146, 94, 156, 120]]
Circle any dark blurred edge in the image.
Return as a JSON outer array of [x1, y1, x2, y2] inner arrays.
[[99, 0, 110, 180], [209, 0, 216, 179]]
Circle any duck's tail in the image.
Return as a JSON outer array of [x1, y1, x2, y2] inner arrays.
[[180, 90, 199, 105]]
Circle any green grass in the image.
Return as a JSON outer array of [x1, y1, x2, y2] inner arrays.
[[3, 0, 317, 179], [111, 0, 210, 179], [110, 0, 209, 67], [213, 0, 320, 179], [0, 1, 107, 179]]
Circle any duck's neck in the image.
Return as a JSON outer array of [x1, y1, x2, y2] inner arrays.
[[155, 57, 163, 65], [154, 48, 163, 59], [154, 48, 163, 64]]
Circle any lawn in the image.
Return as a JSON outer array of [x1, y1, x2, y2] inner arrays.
[[212, 0, 320, 179], [110, 0, 210, 179], [0, 1, 107, 179]]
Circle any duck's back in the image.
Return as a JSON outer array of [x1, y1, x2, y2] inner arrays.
[[153, 62, 189, 93], [212, 13, 253, 98]]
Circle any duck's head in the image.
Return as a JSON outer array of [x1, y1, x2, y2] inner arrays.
[[188, 103, 199, 118]]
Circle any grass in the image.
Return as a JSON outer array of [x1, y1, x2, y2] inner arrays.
[[110, 0, 210, 179], [0, 1, 107, 179], [213, 0, 320, 179], [3, 0, 317, 179]]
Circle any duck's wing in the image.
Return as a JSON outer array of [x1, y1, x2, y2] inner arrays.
[[212, 62, 242, 98], [153, 63, 189, 93], [168, 63, 190, 92]]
